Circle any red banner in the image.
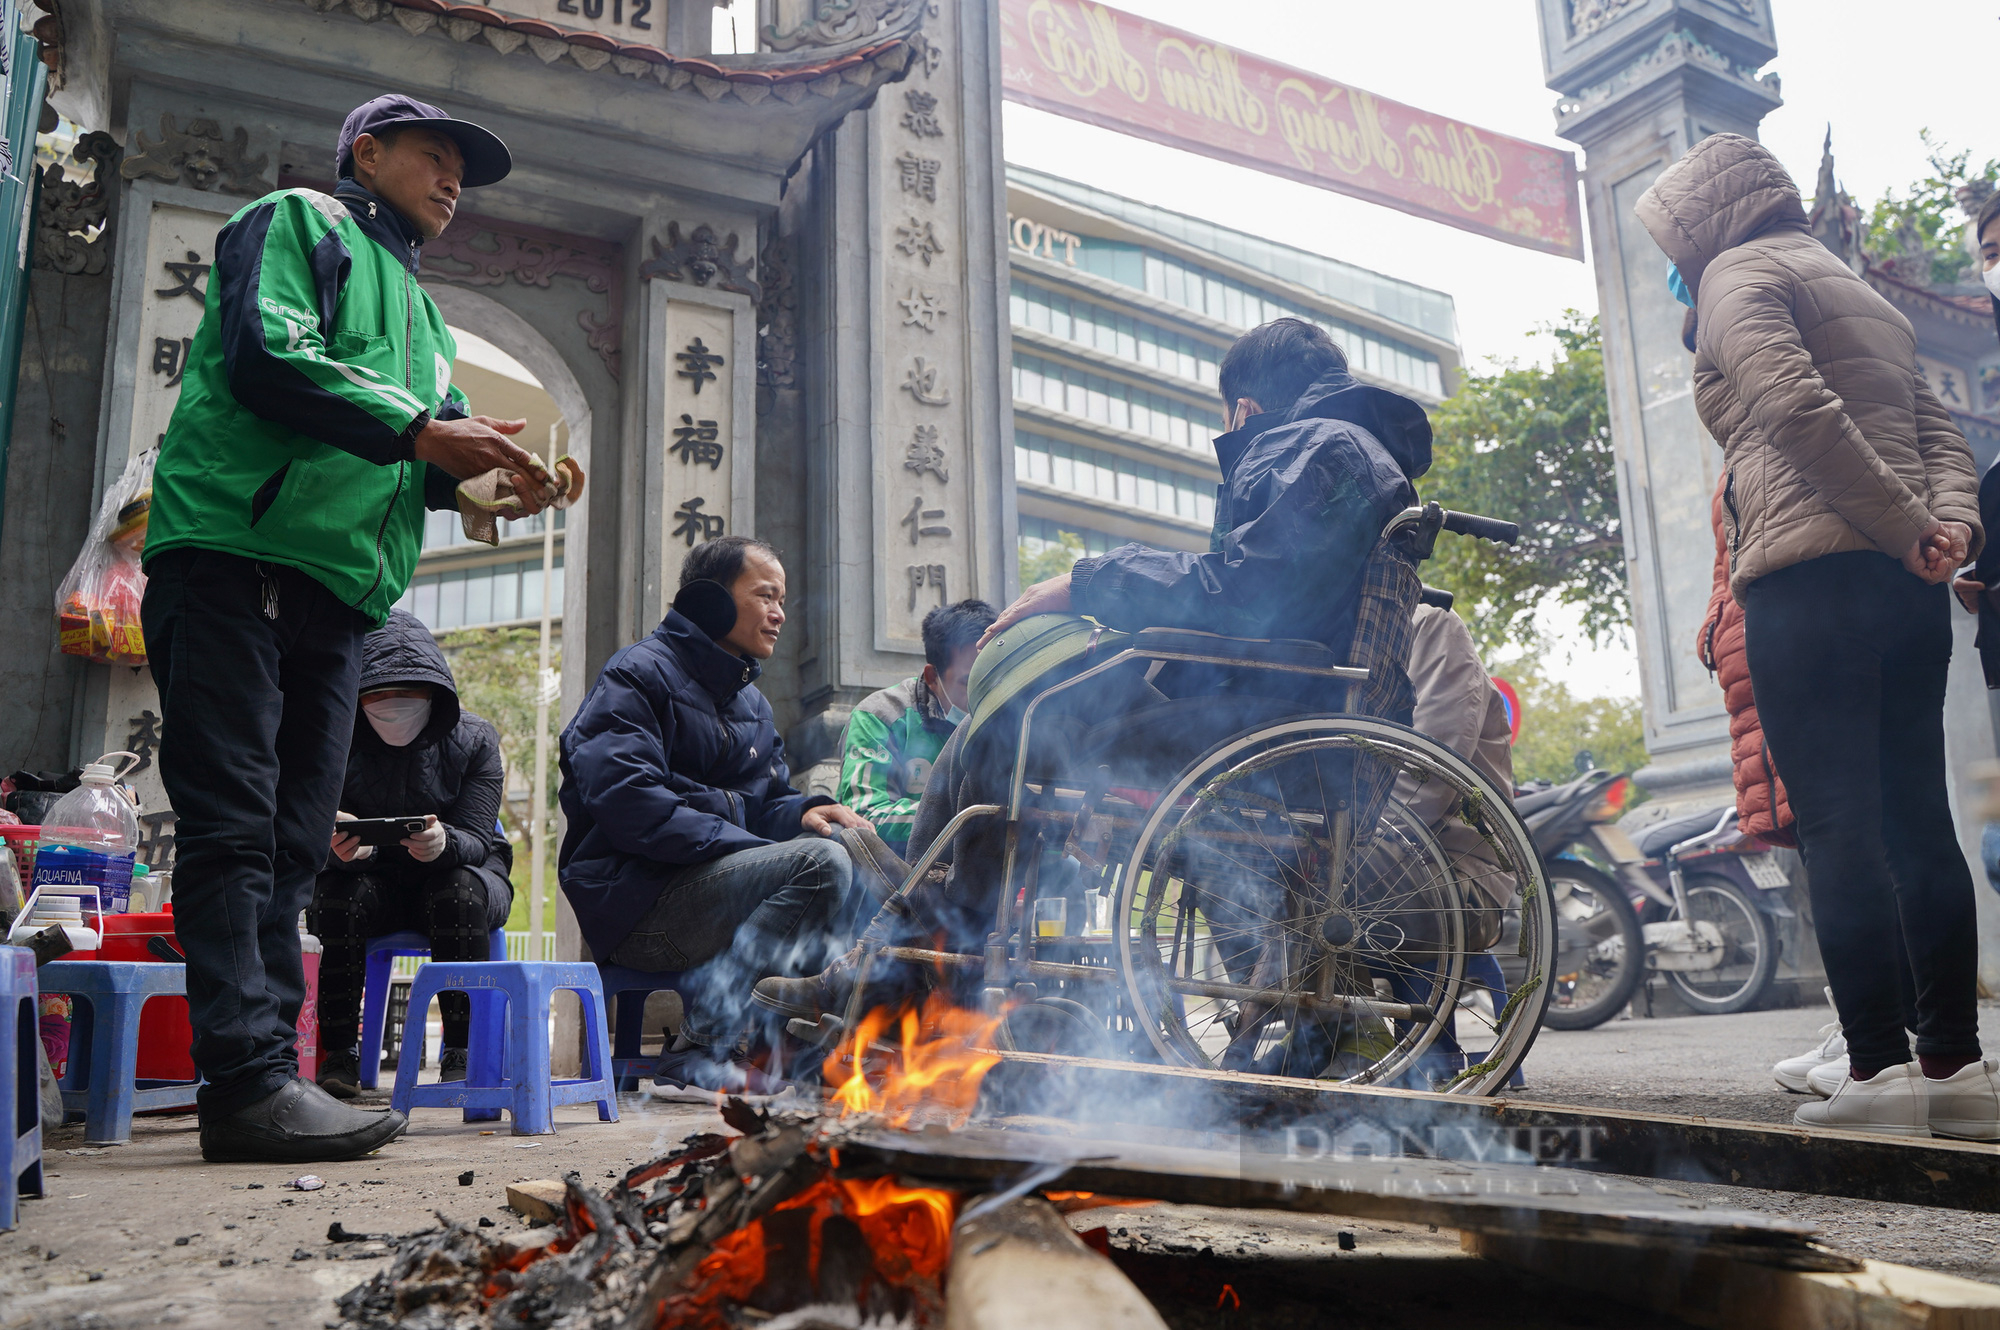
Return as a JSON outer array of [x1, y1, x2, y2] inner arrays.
[[998, 0, 1584, 260]]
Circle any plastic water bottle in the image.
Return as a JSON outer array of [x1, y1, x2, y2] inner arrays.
[[32, 751, 142, 915]]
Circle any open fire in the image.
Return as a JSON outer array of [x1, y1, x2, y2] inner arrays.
[[336, 998, 1016, 1330]]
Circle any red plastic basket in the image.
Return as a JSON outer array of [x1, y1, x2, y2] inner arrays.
[[0, 824, 39, 899]]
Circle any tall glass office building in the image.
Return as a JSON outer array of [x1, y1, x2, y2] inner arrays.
[[1004, 166, 1460, 571]]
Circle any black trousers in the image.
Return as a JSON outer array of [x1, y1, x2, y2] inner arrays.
[[141, 549, 368, 1115], [1743, 551, 1982, 1073], [309, 865, 512, 1057]]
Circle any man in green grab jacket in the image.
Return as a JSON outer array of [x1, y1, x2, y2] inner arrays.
[[837, 600, 996, 856], [140, 95, 550, 1164]]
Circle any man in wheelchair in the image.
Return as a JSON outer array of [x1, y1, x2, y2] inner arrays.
[[757, 318, 1454, 1035]]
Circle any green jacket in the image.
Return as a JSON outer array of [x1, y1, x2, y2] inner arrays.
[[837, 675, 958, 852], [145, 181, 468, 623]]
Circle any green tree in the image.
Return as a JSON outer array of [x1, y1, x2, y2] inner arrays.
[[1422, 313, 1624, 655], [438, 627, 562, 934], [1493, 644, 1647, 785], [1861, 131, 2000, 287], [1018, 529, 1087, 586]]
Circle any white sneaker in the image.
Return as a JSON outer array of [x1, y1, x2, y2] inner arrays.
[[1926, 1059, 2000, 1141], [1793, 1061, 1930, 1138], [1804, 1058, 1846, 1098], [1774, 994, 1846, 1094]]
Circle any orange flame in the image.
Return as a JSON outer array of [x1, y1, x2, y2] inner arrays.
[[1042, 1190, 1158, 1214], [664, 1173, 959, 1328], [824, 992, 1005, 1129]]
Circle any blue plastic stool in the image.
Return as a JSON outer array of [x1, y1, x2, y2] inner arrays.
[[358, 928, 507, 1090], [2, 946, 44, 1230], [389, 962, 617, 1134], [38, 961, 200, 1144], [597, 964, 689, 1092]]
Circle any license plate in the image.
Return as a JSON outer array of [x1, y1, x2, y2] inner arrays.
[[1742, 851, 1790, 890], [1591, 824, 1643, 864]]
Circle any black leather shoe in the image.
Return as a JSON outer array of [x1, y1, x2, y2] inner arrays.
[[438, 1047, 468, 1083], [316, 1051, 361, 1100], [200, 1077, 408, 1163]]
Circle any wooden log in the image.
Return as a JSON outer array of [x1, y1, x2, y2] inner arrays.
[[1463, 1230, 2000, 1330], [977, 1053, 2000, 1214], [834, 1123, 1848, 1271], [505, 1179, 568, 1225], [945, 1197, 1168, 1330]]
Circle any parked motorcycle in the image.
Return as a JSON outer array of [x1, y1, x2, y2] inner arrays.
[[1518, 767, 1647, 1031], [1622, 803, 1785, 1016]]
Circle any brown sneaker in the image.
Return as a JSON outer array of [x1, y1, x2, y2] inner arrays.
[[316, 1051, 361, 1101], [752, 948, 862, 1021]]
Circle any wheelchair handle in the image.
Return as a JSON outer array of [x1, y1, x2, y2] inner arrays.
[[1440, 509, 1519, 545]]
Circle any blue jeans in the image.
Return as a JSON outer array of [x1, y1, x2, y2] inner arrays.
[[608, 837, 855, 1047]]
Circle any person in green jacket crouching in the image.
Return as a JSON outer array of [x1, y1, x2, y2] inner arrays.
[[140, 95, 551, 1163], [836, 599, 996, 857]]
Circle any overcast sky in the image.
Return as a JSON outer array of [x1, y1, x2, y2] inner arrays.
[[1003, 0, 1997, 695]]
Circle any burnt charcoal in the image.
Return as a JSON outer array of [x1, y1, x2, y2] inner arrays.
[[329, 1222, 396, 1244], [747, 1208, 816, 1312], [729, 1123, 808, 1183], [814, 1214, 873, 1307], [719, 1096, 770, 1136]]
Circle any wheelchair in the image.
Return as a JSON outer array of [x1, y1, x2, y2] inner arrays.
[[827, 503, 1554, 1097]]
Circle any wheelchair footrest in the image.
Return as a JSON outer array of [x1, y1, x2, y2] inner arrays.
[[787, 1014, 847, 1048]]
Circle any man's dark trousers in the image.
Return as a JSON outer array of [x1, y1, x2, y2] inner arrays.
[[142, 549, 368, 1115]]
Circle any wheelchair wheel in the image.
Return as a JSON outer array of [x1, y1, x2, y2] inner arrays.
[[1111, 716, 1552, 1096]]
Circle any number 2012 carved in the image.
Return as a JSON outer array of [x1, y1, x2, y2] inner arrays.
[[556, 0, 652, 28]]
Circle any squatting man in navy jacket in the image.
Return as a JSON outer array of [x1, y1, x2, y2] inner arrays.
[[557, 536, 870, 1096]]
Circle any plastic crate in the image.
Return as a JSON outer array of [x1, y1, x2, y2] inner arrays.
[[0, 825, 38, 899]]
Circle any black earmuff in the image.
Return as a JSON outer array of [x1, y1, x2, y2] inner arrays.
[[672, 579, 738, 642]]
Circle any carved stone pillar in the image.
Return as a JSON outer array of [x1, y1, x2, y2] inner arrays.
[[792, 0, 1012, 773], [1534, 1, 1781, 798]]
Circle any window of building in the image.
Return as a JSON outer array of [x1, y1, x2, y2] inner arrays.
[[1015, 429, 1216, 526], [1010, 280, 1221, 389], [1012, 353, 1224, 452], [397, 553, 565, 630], [422, 505, 566, 552], [1018, 515, 1121, 558], [1135, 252, 1445, 397]]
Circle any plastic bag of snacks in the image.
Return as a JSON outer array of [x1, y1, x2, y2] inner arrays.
[[56, 447, 155, 665]]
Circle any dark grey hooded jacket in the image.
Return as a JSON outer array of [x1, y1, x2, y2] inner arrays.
[[330, 609, 514, 913]]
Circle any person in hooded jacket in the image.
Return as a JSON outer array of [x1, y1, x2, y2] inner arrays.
[[755, 317, 1433, 1025], [308, 610, 512, 1098], [1638, 133, 1997, 1140], [1950, 190, 2000, 684]]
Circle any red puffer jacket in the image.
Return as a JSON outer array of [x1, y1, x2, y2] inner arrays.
[[1697, 477, 1796, 846]]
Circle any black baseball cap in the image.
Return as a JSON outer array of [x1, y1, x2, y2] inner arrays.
[[336, 94, 511, 189]]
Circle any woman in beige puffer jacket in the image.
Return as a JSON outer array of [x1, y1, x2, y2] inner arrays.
[[1637, 133, 1994, 1139]]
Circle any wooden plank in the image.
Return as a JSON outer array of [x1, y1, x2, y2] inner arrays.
[[831, 1124, 1849, 1271], [945, 1198, 1168, 1330], [1464, 1230, 2000, 1330], [977, 1053, 2000, 1214]]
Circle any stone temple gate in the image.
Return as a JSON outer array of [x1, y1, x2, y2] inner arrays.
[[0, 0, 1015, 995]]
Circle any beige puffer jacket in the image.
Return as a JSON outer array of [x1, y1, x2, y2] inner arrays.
[[1635, 133, 1983, 599]]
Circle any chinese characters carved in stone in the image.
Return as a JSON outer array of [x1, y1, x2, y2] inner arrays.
[[901, 90, 944, 138], [894, 217, 945, 267], [673, 496, 727, 547], [901, 495, 951, 545], [896, 153, 941, 203], [901, 357, 951, 407], [904, 425, 949, 483], [676, 337, 724, 395], [671, 414, 723, 469], [898, 287, 947, 332], [907, 563, 947, 611]]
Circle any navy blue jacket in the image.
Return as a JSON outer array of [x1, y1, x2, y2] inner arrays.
[[557, 611, 828, 959], [1068, 368, 1430, 652]]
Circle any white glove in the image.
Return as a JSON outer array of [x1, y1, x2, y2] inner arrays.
[[402, 815, 448, 863]]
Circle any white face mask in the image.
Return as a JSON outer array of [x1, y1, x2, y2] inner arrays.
[[363, 696, 432, 747], [1982, 264, 2000, 299]]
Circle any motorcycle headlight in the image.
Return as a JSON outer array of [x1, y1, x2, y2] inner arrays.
[[1585, 776, 1634, 824]]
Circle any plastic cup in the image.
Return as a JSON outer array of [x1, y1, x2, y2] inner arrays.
[[1034, 897, 1067, 939]]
